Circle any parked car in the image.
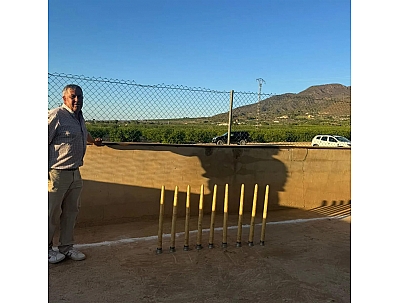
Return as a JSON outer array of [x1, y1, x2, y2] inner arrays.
[[212, 131, 250, 145], [311, 135, 351, 147]]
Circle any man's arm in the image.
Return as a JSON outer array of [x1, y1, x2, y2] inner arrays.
[[87, 133, 103, 146], [48, 110, 58, 145]]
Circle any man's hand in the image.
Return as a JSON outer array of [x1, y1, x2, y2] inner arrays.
[[93, 138, 103, 146], [87, 133, 103, 146]]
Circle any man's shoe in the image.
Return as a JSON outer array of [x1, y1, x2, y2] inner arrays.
[[63, 248, 86, 261], [49, 249, 66, 264]]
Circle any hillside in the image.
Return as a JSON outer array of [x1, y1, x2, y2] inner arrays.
[[212, 83, 351, 125]]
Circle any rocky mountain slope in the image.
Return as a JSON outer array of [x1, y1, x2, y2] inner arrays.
[[213, 83, 351, 123]]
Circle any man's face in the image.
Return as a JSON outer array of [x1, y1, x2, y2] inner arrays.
[[63, 88, 83, 113]]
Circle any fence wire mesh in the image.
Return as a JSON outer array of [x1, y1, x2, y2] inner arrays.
[[48, 73, 351, 146]]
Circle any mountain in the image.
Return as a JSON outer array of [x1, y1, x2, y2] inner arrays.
[[212, 84, 351, 124]]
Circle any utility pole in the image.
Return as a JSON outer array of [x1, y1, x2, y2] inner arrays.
[[256, 78, 265, 129]]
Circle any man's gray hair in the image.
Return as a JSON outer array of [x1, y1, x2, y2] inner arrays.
[[62, 84, 83, 97]]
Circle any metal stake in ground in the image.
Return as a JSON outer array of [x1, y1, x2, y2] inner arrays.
[[196, 184, 204, 250], [248, 184, 258, 246], [170, 186, 179, 252], [156, 185, 165, 254], [222, 184, 229, 248], [184, 185, 191, 251], [260, 185, 270, 246], [208, 184, 217, 248], [236, 184, 245, 247]]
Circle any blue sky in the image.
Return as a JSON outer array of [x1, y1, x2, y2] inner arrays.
[[48, 0, 350, 95]]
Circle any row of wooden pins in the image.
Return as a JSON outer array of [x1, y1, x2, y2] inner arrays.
[[156, 183, 270, 254]]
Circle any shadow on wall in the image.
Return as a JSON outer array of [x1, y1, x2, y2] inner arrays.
[[190, 146, 287, 214]]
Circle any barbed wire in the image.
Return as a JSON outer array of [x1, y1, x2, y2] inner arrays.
[[49, 72, 240, 94]]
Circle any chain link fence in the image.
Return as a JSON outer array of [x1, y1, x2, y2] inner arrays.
[[48, 72, 351, 146]]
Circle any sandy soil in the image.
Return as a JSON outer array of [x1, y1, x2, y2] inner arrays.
[[49, 207, 350, 303]]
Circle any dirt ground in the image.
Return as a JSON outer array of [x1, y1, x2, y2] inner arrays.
[[49, 205, 351, 303]]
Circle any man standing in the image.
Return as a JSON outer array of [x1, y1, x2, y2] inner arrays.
[[48, 84, 102, 264]]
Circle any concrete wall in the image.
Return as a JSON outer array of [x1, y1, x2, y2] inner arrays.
[[78, 144, 351, 226]]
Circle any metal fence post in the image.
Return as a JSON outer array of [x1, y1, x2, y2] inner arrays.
[[227, 90, 234, 145]]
